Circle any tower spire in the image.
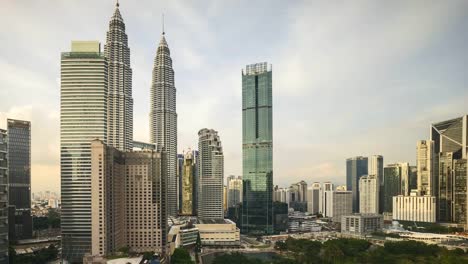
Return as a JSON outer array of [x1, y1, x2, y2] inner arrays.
[[116, 0, 119, 7], [162, 13, 165, 35]]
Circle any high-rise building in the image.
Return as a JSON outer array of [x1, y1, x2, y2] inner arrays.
[[307, 183, 321, 214], [227, 175, 242, 208], [324, 191, 352, 222], [177, 153, 184, 213], [149, 30, 178, 216], [430, 115, 468, 159], [359, 175, 379, 214], [320, 182, 334, 214], [393, 193, 436, 223], [383, 163, 409, 213], [453, 159, 467, 225], [7, 119, 32, 239], [223, 185, 228, 213], [198, 129, 224, 220], [0, 129, 9, 263], [105, 2, 133, 151], [438, 152, 454, 222], [241, 62, 273, 235], [90, 140, 167, 256], [60, 41, 107, 262], [368, 155, 383, 185], [180, 150, 196, 216], [346, 156, 368, 212], [409, 166, 418, 191], [416, 140, 435, 196]]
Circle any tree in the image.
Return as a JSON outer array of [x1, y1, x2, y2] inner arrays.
[[171, 248, 194, 264], [274, 241, 287, 252]]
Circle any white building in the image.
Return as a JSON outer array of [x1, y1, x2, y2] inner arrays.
[[320, 182, 334, 214], [393, 194, 436, 223], [359, 175, 379, 214], [195, 219, 240, 246], [416, 140, 435, 196], [341, 214, 383, 236], [324, 191, 352, 222], [368, 155, 384, 186], [307, 183, 321, 214], [227, 175, 242, 208], [198, 129, 224, 220]]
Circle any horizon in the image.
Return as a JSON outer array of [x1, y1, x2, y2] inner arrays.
[[1, 0, 468, 193]]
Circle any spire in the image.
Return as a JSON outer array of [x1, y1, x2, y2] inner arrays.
[[116, 0, 119, 7], [162, 13, 165, 35], [112, 0, 123, 21]]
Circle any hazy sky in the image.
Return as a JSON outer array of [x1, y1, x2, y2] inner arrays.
[[1, 0, 468, 193]]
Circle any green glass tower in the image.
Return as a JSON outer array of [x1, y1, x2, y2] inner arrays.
[[241, 62, 273, 235]]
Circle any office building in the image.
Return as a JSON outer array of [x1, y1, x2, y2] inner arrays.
[[227, 175, 242, 208], [180, 150, 196, 216], [307, 183, 321, 214], [0, 130, 8, 263], [320, 182, 334, 214], [453, 159, 467, 225], [195, 219, 240, 246], [430, 115, 468, 159], [198, 129, 224, 220], [149, 29, 178, 216], [409, 166, 418, 191], [105, 2, 133, 151], [382, 163, 409, 213], [61, 41, 107, 262], [341, 214, 383, 236], [393, 193, 436, 223], [368, 155, 383, 186], [241, 62, 273, 235], [416, 140, 435, 196], [346, 156, 368, 212], [91, 140, 167, 256], [438, 152, 454, 222], [359, 175, 379, 214], [324, 191, 352, 222], [7, 119, 32, 239]]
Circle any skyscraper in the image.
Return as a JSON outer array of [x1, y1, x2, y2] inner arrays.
[[359, 175, 379, 214], [198, 129, 224, 220], [431, 115, 468, 159], [382, 163, 409, 213], [307, 183, 321, 214], [149, 30, 178, 216], [60, 41, 107, 262], [227, 175, 243, 208], [180, 150, 196, 216], [346, 156, 368, 212], [0, 129, 8, 263], [416, 140, 435, 196], [368, 155, 383, 185], [241, 62, 273, 235], [7, 119, 32, 240], [105, 2, 133, 151]]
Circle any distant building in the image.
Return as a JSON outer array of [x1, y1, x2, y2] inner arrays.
[[359, 175, 379, 214], [227, 175, 242, 208], [273, 202, 289, 233], [289, 181, 308, 212], [321, 182, 334, 214], [336, 185, 347, 191], [324, 191, 352, 222], [368, 155, 383, 186], [341, 214, 383, 236], [416, 140, 435, 196], [195, 219, 240, 246], [346, 156, 368, 212], [393, 193, 436, 223], [307, 183, 321, 214], [180, 150, 197, 216], [0, 129, 8, 262], [383, 163, 410, 213], [453, 159, 467, 225], [198, 129, 224, 220], [223, 185, 228, 213]]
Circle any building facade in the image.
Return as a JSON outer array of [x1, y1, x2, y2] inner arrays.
[[324, 191, 353, 222], [0, 130, 8, 263], [198, 129, 224, 220], [7, 119, 32, 239], [341, 214, 383, 236], [307, 183, 321, 215], [416, 140, 435, 196], [227, 175, 242, 208], [61, 41, 107, 262], [346, 156, 368, 212], [149, 31, 178, 217], [105, 3, 133, 151], [241, 62, 273, 235], [359, 175, 379, 214], [180, 150, 196, 216], [368, 155, 383, 186], [91, 140, 167, 256], [382, 163, 409, 213], [393, 194, 436, 223]]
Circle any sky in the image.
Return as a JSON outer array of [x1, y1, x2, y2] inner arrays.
[[1, 0, 468, 194]]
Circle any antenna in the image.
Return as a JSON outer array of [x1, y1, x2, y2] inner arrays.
[[162, 13, 165, 35], [116, 0, 119, 7]]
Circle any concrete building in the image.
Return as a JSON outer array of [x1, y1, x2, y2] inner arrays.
[[0, 130, 8, 263], [198, 129, 224, 220], [61, 40, 107, 262], [382, 163, 410, 213], [341, 214, 383, 236], [7, 119, 32, 240], [346, 156, 368, 212], [393, 193, 436, 223], [359, 175, 379, 214], [195, 219, 240, 246], [320, 182, 334, 214], [416, 140, 435, 196], [150, 28, 178, 217], [368, 155, 383, 186], [324, 191, 352, 222], [453, 159, 467, 226], [307, 183, 321, 214], [90, 140, 167, 256], [241, 62, 273, 235], [105, 2, 133, 152], [180, 150, 196, 216], [273, 186, 289, 204], [227, 175, 242, 208]]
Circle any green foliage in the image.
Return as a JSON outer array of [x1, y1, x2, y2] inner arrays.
[[33, 209, 61, 230], [384, 241, 439, 256], [143, 251, 155, 260], [171, 248, 194, 264], [274, 241, 287, 251]]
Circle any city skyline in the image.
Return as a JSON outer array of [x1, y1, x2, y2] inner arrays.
[[2, 1, 468, 194]]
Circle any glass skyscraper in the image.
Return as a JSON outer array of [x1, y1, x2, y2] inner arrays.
[[0, 129, 8, 263], [241, 62, 273, 235], [346, 156, 368, 213]]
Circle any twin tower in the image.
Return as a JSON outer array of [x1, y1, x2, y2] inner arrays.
[[60, 3, 177, 262]]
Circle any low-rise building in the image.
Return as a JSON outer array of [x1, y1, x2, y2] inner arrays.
[[341, 214, 383, 236], [393, 194, 436, 223], [195, 219, 240, 246]]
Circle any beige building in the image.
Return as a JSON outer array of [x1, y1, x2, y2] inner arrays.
[[325, 191, 353, 222], [417, 140, 435, 196], [359, 175, 379, 214], [91, 140, 167, 256], [341, 214, 383, 236], [180, 150, 196, 215], [195, 219, 240, 246], [393, 193, 436, 223]]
